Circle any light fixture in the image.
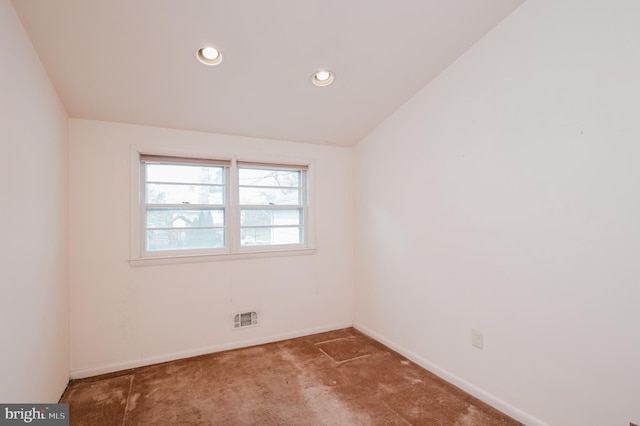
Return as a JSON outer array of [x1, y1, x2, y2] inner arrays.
[[311, 69, 335, 87], [196, 46, 223, 66]]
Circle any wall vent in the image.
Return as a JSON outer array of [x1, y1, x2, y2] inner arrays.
[[233, 311, 258, 329]]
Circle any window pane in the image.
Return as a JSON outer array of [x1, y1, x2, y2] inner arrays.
[[240, 227, 302, 246], [240, 209, 302, 226], [146, 208, 224, 229], [146, 164, 224, 184], [239, 187, 300, 205], [146, 184, 224, 204], [239, 168, 299, 187], [146, 229, 225, 251]]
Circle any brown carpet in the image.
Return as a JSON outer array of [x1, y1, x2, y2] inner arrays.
[[60, 328, 522, 425]]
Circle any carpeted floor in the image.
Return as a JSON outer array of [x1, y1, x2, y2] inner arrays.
[[60, 328, 522, 425]]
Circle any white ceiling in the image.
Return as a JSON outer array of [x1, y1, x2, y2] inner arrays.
[[12, 0, 524, 147]]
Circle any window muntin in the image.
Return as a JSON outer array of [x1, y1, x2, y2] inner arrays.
[[238, 165, 306, 248], [138, 156, 308, 257]]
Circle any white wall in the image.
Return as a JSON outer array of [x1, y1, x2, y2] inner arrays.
[[354, 1, 640, 425], [0, 0, 69, 402], [68, 119, 353, 377]]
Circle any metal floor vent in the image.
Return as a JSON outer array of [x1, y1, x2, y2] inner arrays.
[[234, 311, 258, 329]]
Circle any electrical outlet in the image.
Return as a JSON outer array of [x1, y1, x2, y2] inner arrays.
[[471, 329, 483, 349]]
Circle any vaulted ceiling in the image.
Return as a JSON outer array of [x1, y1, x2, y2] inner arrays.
[[12, 0, 524, 146]]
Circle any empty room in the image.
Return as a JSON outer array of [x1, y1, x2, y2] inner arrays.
[[2, 0, 639, 424]]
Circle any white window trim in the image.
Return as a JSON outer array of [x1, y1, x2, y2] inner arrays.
[[128, 146, 316, 266]]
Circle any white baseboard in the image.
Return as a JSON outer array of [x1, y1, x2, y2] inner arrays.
[[70, 322, 352, 379], [353, 322, 547, 426]]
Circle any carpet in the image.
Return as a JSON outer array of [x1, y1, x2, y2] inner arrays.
[[60, 328, 521, 425]]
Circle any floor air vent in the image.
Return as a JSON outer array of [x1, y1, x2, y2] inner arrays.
[[234, 311, 258, 329]]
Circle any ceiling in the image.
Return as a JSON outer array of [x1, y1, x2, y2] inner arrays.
[[12, 0, 524, 147]]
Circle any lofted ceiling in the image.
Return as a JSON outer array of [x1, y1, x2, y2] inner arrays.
[[11, 0, 524, 147]]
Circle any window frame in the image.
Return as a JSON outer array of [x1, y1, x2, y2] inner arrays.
[[140, 155, 230, 257], [236, 162, 308, 253], [129, 147, 315, 266]]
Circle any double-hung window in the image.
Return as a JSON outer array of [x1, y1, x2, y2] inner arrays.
[[136, 154, 310, 260], [238, 163, 307, 248], [141, 155, 229, 254]]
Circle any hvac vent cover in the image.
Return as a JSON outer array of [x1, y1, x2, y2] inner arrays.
[[233, 311, 258, 329]]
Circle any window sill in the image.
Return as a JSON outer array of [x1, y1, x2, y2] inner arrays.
[[129, 247, 317, 267]]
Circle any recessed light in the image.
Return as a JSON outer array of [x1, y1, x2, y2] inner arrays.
[[311, 70, 335, 87], [196, 46, 223, 66]]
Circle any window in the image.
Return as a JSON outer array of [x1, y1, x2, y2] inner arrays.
[[141, 155, 228, 254], [135, 154, 311, 261], [238, 163, 306, 248]]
